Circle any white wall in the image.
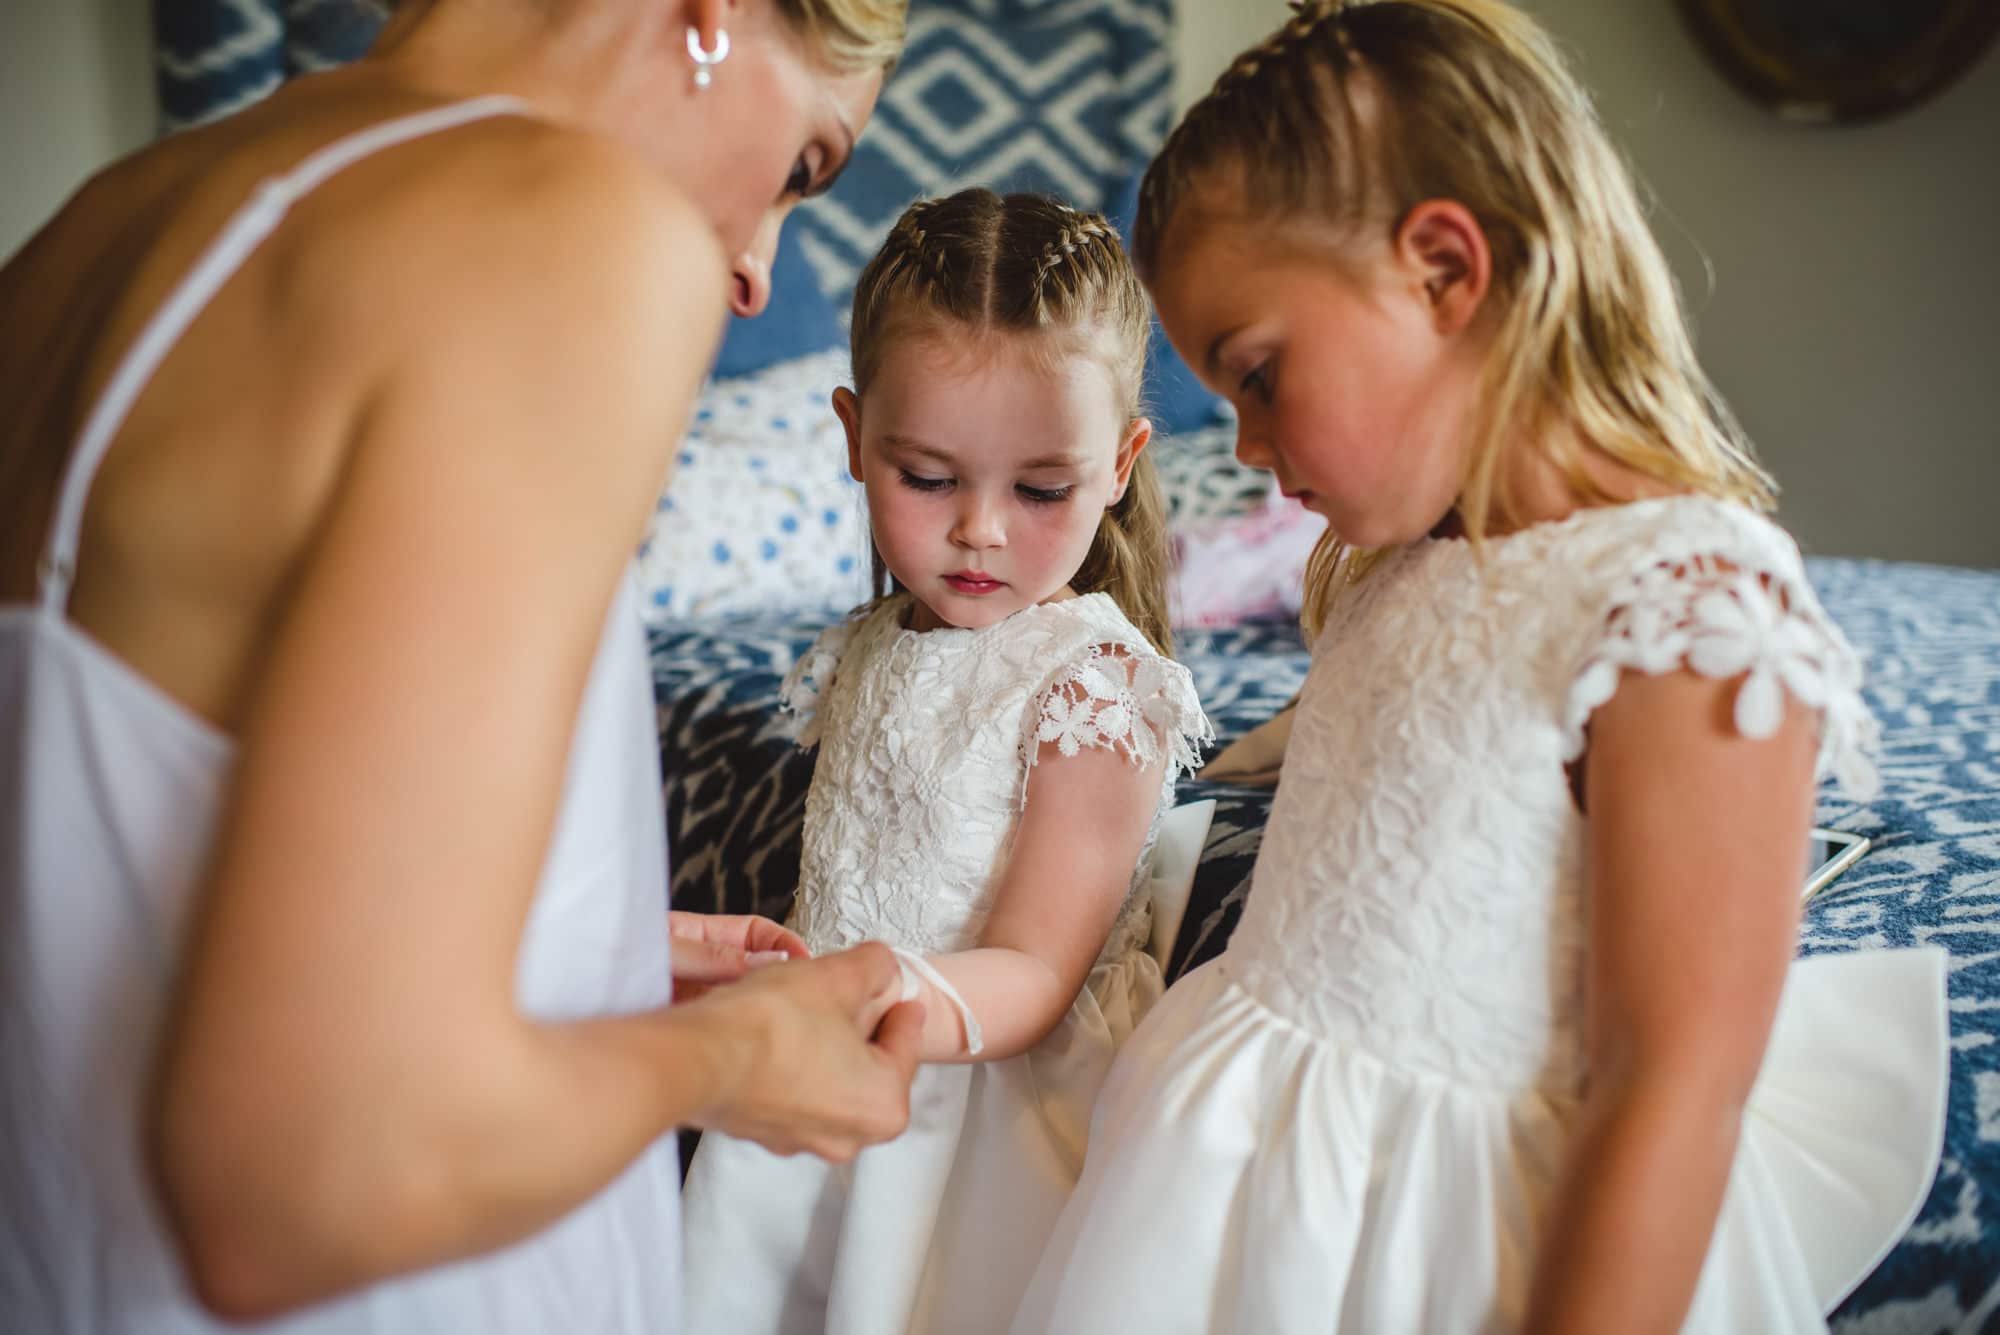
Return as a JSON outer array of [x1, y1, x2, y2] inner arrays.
[[0, 0, 154, 259], [1173, 3, 2000, 567], [1170, 0, 1291, 113]]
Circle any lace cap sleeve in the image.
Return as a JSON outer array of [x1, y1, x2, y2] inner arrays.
[[1022, 642, 1215, 795], [1562, 553, 1879, 798], [780, 617, 860, 749]]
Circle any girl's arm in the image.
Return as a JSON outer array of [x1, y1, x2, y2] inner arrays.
[[904, 700, 1168, 1063], [146, 145, 920, 1321], [1524, 664, 1820, 1333]]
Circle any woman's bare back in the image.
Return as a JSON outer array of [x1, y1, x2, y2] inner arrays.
[[0, 71, 609, 730]]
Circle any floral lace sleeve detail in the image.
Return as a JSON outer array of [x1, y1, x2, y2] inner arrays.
[[1023, 643, 1215, 791], [780, 618, 860, 749], [1563, 554, 1880, 798]]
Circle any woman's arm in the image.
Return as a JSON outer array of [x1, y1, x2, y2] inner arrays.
[[145, 140, 919, 1320], [905, 721, 1166, 1064], [1524, 665, 1819, 1333]]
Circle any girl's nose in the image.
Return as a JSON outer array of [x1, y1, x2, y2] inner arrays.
[[1234, 425, 1277, 473], [951, 494, 1005, 550]]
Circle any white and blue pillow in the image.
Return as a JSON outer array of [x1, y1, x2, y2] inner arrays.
[[638, 351, 872, 623]]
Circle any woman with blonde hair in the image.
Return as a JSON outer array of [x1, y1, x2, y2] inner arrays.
[[0, 1, 923, 1330]]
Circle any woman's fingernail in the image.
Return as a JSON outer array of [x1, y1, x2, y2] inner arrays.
[[748, 951, 790, 966]]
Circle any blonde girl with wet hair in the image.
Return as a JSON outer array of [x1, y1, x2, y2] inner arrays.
[[1016, 3, 1947, 1332], [680, 187, 1211, 1334], [2, 1, 922, 1331]]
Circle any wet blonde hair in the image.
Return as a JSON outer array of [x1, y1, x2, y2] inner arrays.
[[1135, 0, 1774, 637], [848, 188, 1174, 656], [774, 0, 906, 73], [376, 1, 905, 73]]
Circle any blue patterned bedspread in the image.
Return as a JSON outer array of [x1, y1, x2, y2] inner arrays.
[[652, 556, 2000, 1329]]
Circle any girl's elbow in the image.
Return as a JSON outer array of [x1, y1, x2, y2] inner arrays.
[[1591, 1041, 1764, 1127]]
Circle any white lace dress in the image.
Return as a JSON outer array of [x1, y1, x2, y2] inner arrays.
[[680, 591, 1211, 1335], [1015, 498, 1949, 1334]]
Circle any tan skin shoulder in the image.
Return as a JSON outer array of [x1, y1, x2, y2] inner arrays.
[[0, 84, 722, 732]]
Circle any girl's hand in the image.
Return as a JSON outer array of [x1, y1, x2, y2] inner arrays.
[[669, 911, 811, 1001]]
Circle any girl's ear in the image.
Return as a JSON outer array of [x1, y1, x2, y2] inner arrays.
[[1394, 199, 1491, 337], [832, 386, 864, 482], [1111, 416, 1153, 503]]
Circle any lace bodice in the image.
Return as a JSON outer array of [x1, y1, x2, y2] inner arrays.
[[1227, 497, 1877, 1094], [782, 593, 1211, 959]]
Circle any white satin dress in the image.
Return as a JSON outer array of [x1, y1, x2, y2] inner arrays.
[[1015, 497, 1948, 1334]]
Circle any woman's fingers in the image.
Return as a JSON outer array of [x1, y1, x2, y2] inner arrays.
[[871, 1000, 927, 1080], [682, 945, 922, 1159], [669, 933, 757, 986], [669, 912, 810, 958], [667, 914, 814, 995], [734, 915, 810, 959]]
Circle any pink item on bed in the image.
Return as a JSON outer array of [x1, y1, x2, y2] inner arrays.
[[1168, 487, 1329, 628]]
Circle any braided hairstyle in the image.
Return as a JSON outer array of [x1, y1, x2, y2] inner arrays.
[[847, 188, 1173, 655], [1135, 0, 1776, 637]]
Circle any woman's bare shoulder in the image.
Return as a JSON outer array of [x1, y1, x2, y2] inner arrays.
[[3, 99, 724, 389], [296, 110, 726, 348]]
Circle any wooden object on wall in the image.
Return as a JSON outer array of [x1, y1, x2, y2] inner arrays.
[[1676, 0, 2000, 124]]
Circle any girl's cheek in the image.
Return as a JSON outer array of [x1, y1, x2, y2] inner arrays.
[[1027, 505, 1080, 539]]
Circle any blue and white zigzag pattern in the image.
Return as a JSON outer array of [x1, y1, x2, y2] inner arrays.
[[791, 0, 1172, 303], [652, 558, 2000, 1331], [155, 0, 382, 132], [153, 0, 1172, 295], [160, 0, 1168, 297]]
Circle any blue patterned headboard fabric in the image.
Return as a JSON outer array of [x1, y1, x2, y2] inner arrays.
[[786, 0, 1172, 302], [154, 0, 382, 131], [154, 0, 1173, 304]]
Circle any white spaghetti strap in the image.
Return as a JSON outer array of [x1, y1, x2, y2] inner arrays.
[[889, 946, 985, 1056], [36, 94, 533, 613]]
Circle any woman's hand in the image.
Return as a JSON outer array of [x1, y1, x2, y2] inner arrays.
[[679, 941, 926, 1159], [669, 911, 810, 1001]]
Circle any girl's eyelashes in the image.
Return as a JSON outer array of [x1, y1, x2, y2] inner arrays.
[[896, 470, 1072, 505], [1239, 360, 1275, 403]]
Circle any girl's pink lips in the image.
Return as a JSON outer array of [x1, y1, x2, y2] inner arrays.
[[944, 572, 1005, 595]]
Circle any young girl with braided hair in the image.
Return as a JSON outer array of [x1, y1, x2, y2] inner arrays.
[[680, 187, 1211, 1334], [1016, 2, 1947, 1332]]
